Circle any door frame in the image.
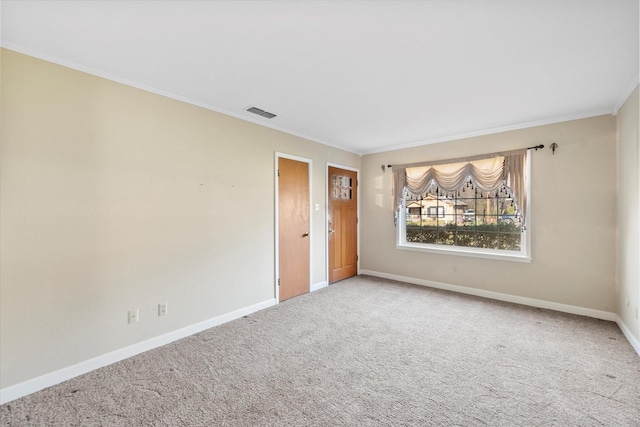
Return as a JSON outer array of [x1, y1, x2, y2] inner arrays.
[[275, 152, 313, 304], [326, 162, 360, 284]]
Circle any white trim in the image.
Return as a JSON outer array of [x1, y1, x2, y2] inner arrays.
[[0, 45, 359, 157], [363, 269, 639, 356], [4, 45, 629, 158], [396, 153, 532, 261], [4, 45, 633, 158], [0, 298, 276, 405], [274, 153, 313, 303], [325, 163, 361, 284], [362, 110, 613, 155], [310, 281, 328, 292], [396, 242, 532, 263], [360, 269, 617, 322], [326, 163, 360, 173], [613, 75, 640, 114], [616, 316, 640, 357]]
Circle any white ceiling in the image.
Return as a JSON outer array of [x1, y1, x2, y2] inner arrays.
[[2, 1, 638, 155]]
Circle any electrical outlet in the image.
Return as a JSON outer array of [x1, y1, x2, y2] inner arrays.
[[128, 309, 139, 324], [158, 302, 168, 316]]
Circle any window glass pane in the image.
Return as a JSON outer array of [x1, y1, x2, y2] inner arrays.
[[331, 174, 353, 200], [403, 174, 524, 252]]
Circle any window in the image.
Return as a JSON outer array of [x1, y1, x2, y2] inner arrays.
[[393, 149, 530, 261], [404, 181, 522, 250], [331, 175, 353, 200], [426, 205, 445, 218]]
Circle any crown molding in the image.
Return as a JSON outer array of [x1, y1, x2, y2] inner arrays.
[[362, 109, 614, 155], [613, 75, 640, 114], [2, 44, 632, 158], [0, 44, 361, 156]]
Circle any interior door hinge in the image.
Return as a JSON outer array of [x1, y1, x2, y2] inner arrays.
[[277, 169, 280, 177], [278, 278, 280, 286]]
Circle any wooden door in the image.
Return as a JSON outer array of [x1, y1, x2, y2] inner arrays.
[[328, 166, 358, 283], [278, 157, 310, 301]]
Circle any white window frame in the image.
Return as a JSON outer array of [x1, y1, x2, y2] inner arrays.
[[396, 154, 532, 263]]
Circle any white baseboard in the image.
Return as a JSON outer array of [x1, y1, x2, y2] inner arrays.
[[360, 270, 640, 356], [4, 274, 637, 405], [616, 316, 640, 357], [0, 298, 276, 405], [359, 269, 618, 322], [311, 280, 328, 292], [362, 270, 640, 357]]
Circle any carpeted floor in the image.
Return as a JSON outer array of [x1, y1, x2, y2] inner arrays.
[[2, 275, 639, 426]]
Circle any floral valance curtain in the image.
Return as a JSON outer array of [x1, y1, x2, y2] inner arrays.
[[392, 148, 528, 225]]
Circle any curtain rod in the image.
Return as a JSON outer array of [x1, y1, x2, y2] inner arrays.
[[385, 144, 545, 169]]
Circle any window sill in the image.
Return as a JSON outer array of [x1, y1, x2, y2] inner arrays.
[[397, 242, 532, 263]]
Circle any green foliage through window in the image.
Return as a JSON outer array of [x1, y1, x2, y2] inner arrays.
[[403, 180, 523, 252], [406, 223, 522, 251]]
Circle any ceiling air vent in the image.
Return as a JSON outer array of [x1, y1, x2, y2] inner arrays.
[[247, 106, 277, 119]]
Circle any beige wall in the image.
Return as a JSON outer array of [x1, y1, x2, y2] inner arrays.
[[0, 49, 360, 389], [1, 47, 634, 394], [616, 85, 640, 343], [361, 115, 618, 312]]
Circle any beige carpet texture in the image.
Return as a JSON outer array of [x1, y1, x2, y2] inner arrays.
[[2, 275, 639, 426]]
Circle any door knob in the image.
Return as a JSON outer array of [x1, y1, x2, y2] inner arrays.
[[328, 229, 335, 233], [302, 232, 310, 237]]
